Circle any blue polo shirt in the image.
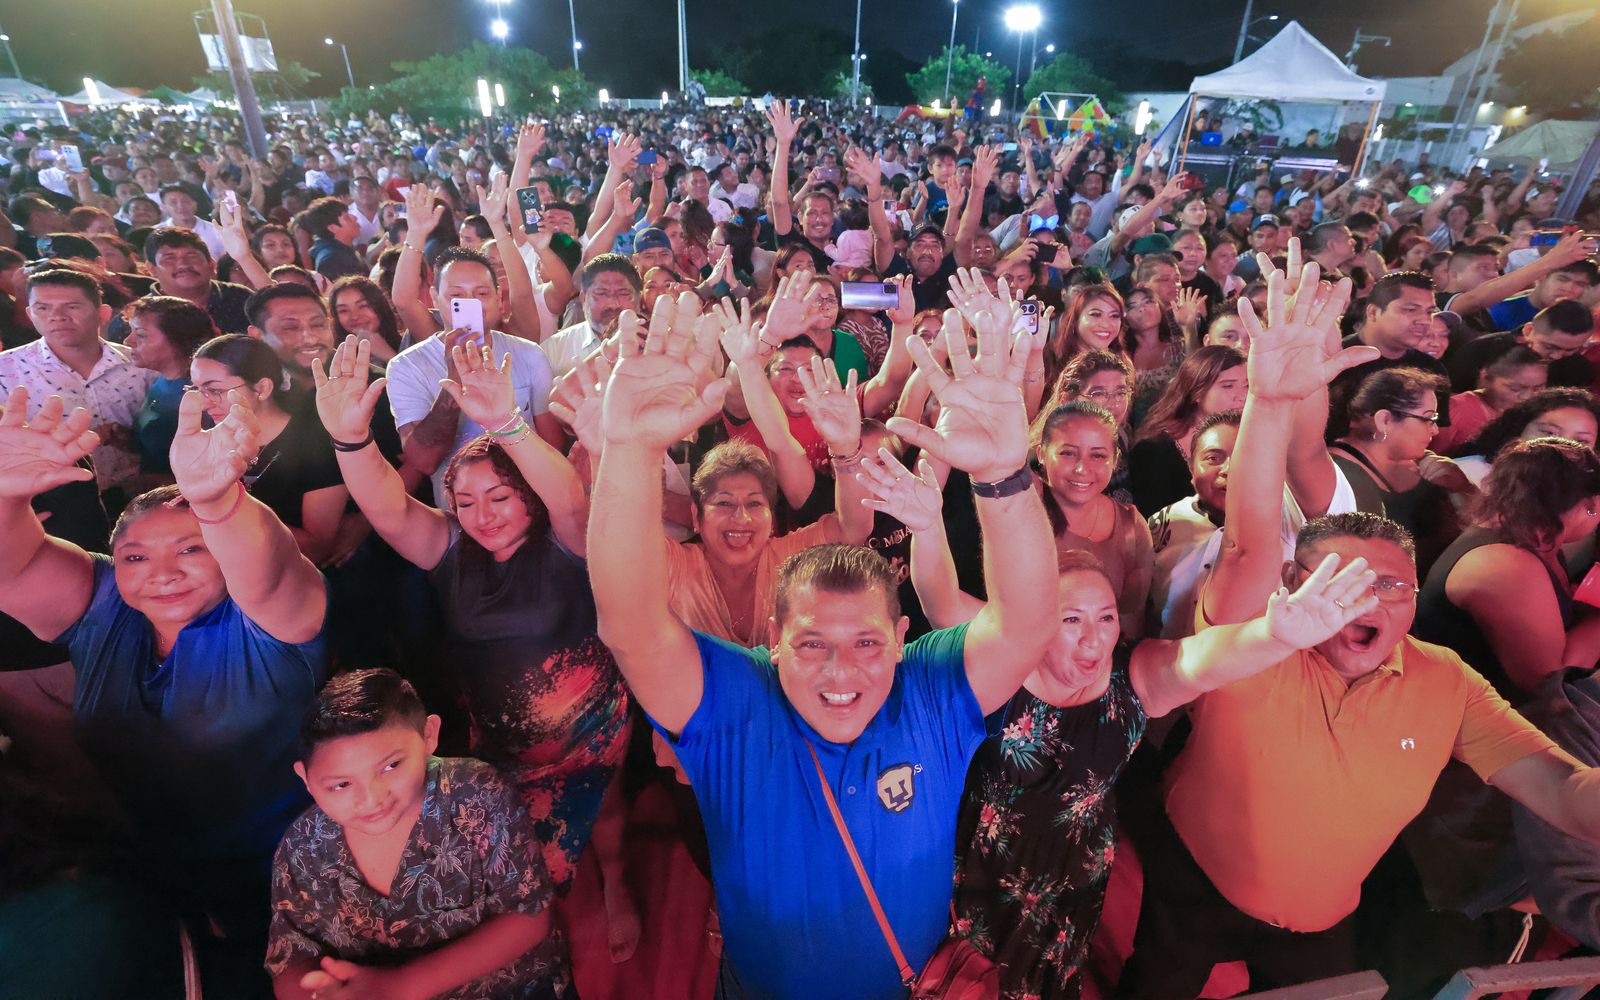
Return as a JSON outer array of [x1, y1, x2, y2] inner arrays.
[[650, 624, 983, 1000], [1487, 294, 1538, 332]]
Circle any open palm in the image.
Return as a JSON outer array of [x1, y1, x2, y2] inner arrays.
[[440, 343, 516, 429], [602, 298, 728, 450], [797, 357, 861, 451], [1266, 553, 1379, 649], [170, 388, 260, 505], [856, 449, 943, 533], [0, 388, 99, 500], [1241, 261, 1372, 402], [313, 337, 387, 442]]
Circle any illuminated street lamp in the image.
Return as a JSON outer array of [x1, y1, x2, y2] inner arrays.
[[1003, 4, 1042, 115], [324, 37, 354, 90], [490, 18, 509, 43], [476, 78, 492, 118]]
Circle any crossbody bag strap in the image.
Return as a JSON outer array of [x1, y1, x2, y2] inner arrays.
[[804, 739, 917, 987]]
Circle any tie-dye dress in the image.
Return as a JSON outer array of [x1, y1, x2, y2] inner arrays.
[[429, 524, 630, 889]]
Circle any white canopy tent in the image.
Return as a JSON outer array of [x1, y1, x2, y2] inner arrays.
[[64, 80, 156, 106], [0, 77, 56, 103], [1167, 22, 1387, 175]]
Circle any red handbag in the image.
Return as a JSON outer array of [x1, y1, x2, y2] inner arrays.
[[805, 741, 999, 1000]]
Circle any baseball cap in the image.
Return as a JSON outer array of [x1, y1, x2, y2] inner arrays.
[[910, 221, 946, 245], [1228, 199, 1250, 214], [956, 156, 974, 167], [1116, 205, 1143, 230], [35, 232, 101, 262], [1250, 214, 1281, 232], [1408, 184, 1435, 204], [1128, 233, 1173, 257], [1432, 310, 1463, 335], [633, 227, 672, 254]]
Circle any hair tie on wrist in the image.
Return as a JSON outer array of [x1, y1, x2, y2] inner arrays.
[[332, 431, 375, 453]]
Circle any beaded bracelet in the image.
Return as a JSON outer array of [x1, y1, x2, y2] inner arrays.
[[486, 408, 526, 437]]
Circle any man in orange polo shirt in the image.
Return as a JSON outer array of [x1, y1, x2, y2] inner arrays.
[[1117, 255, 1600, 999]]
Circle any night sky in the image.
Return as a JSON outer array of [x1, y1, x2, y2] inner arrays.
[[0, 0, 1574, 100]]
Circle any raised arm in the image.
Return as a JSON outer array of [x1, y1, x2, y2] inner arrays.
[[719, 300, 815, 508], [859, 447, 985, 627], [845, 147, 895, 273], [0, 389, 98, 641], [393, 186, 445, 338], [859, 278, 918, 418], [169, 389, 325, 644], [885, 307, 1057, 714], [477, 177, 541, 343], [440, 342, 590, 555], [1134, 552, 1376, 716], [215, 197, 271, 291], [315, 337, 452, 568], [587, 134, 641, 242], [765, 102, 802, 237], [508, 122, 546, 192], [1448, 231, 1594, 316], [1108, 173, 1185, 258], [797, 355, 874, 545], [590, 294, 730, 733], [953, 145, 999, 268], [581, 180, 640, 264], [1203, 260, 1372, 626]]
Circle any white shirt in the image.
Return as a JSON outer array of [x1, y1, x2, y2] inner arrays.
[[703, 196, 735, 224], [386, 330, 554, 497], [351, 204, 384, 246], [542, 320, 601, 379], [0, 339, 155, 490], [879, 159, 910, 181], [713, 181, 761, 211], [162, 216, 227, 259]]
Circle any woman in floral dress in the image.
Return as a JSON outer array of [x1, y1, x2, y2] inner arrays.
[[857, 448, 1378, 999]]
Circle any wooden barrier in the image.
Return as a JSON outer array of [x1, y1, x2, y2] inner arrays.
[[1433, 955, 1600, 1000], [1239, 970, 1390, 1000]]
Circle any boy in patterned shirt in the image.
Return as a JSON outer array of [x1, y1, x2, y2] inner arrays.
[[266, 669, 570, 999]]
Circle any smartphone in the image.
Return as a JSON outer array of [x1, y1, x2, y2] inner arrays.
[[840, 280, 899, 311], [1019, 300, 1040, 334], [515, 186, 543, 233], [1002, 142, 1019, 153], [881, 199, 899, 214], [817, 166, 840, 184], [450, 298, 487, 343], [60, 144, 83, 173], [637, 149, 659, 165], [221, 188, 239, 213], [1032, 241, 1060, 265]]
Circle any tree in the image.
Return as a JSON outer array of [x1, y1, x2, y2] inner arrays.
[[193, 60, 321, 103], [326, 44, 587, 122], [905, 46, 1011, 107], [1497, 17, 1600, 116], [1022, 53, 1123, 112], [690, 68, 748, 97]]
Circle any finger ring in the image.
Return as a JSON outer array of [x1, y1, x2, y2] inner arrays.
[[1333, 600, 1346, 610]]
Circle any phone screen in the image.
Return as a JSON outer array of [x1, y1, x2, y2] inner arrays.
[[450, 298, 487, 341], [515, 186, 543, 234], [60, 145, 83, 173], [637, 149, 659, 165], [1032, 240, 1059, 265], [840, 281, 899, 311]]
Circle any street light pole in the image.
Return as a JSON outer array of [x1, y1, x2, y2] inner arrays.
[[943, 0, 959, 104], [567, 0, 581, 71], [210, 0, 268, 159], [1233, 0, 1254, 63], [0, 17, 21, 80], [677, 0, 688, 92], [850, 0, 863, 106], [325, 38, 354, 90]]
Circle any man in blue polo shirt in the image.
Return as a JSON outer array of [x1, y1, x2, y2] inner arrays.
[[587, 292, 1057, 1000]]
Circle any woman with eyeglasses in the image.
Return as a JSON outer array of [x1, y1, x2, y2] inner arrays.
[[1331, 366, 1469, 574], [1415, 437, 1600, 698], [189, 335, 351, 565], [1049, 350, 1136, 505]]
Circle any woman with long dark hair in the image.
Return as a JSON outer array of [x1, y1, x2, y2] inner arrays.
[[1128, 345, 1247, 516], [328, 274, 405, 363], [1045, 284, 1126, 390]]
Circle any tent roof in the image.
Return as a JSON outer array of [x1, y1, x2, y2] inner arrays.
[[1484, 119, 1599, 168], [185, 87, 224, 104], [64, 80, 154, 104], [0, 76, 56, 101], [1189, 21, 1386, 104], [143, 85, 192, 104]]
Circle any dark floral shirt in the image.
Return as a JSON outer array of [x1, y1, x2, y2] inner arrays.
[[266, 757, 569, 999]]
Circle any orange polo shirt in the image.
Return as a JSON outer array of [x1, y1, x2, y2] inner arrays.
[[1164, 636, 1555, 932], [664, 519, 841, 646]]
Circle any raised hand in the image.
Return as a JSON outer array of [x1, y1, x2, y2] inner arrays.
[[716, 298, 763, 368], [1265, 553, 1378, 650], [856, 448, 943, 533], [946, 266, 1016, 335], [474, 173, 512, 235], [403, 185, 443, 243], [0, 388, 99, 499], [312, 336, 388, 442], [601, 293, 729, 451], [765, 100, 802, 146], [1240, 261, 1371, 403], [549, 352, 612, 458], [215, 195, 252, 261], [970, 144, 1001, 194], [515, 122, 547, 164], [760, 270, 820, 343], [843, 146, 882, 200], [885, 275, 916, 327], [170, 388, 260, 506], [885, 309, 1032, 483], [796, 355, 862, 454], [1172, 285, 1206, 330], [439, 343, 517, 430], [607, 132, 642, 171]]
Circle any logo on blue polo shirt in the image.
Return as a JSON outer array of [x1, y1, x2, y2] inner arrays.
[[877, 763, 915, 812]]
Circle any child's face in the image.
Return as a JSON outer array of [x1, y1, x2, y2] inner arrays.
[[295, 719, 441, 839]]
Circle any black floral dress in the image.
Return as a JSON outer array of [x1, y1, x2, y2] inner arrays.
[[952, 651, 1146, 1000]]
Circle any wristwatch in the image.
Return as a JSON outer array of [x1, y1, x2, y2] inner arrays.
[[969, 466, 1034, 499]]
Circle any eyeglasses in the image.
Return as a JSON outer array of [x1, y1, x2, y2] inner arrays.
[[196, 381, 248, 403], [1295, 559, 1416, 603], [1084, 387, 1132, 403], [1391, 410, 1440, 425]]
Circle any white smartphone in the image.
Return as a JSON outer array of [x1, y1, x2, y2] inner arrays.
[[450, 298, 487, 343], [60, 144, 83, 173], [221, 188, 239, 212]]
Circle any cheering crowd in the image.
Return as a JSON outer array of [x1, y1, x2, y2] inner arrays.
[[3, 94, 1600, 1000]]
